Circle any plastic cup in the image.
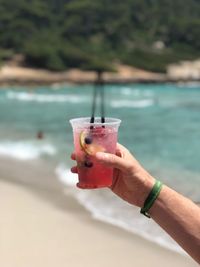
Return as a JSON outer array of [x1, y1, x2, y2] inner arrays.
[[70, 117, 121, 189]]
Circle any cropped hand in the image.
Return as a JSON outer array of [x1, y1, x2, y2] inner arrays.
[[72, 144, 200, 264], [71, 143, 154, 207]]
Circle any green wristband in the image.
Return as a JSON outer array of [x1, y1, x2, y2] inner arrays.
[[140, 180, 163, 218]]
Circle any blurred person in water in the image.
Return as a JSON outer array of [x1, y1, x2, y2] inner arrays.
[[37, 131, 44, 140]]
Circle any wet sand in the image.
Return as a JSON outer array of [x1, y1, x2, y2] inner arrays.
[[0, 157, 198, 267]]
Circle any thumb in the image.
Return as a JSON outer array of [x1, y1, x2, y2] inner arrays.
[[95, 152, 131, 172]]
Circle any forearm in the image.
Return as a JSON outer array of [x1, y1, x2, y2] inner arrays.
[[93, 147, 200, 263], [149, 185, 200, 264]]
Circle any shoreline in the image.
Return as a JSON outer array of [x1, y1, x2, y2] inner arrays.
[[1, 63, 200, 87], [0, 156, 198, 267]]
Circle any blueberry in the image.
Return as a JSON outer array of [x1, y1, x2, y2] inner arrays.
[[84, 161, 93, 168], [84, 136, 93, 144]]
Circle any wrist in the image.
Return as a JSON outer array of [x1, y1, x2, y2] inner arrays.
[[140, 180, 163, 217], [135, 174, 155, 208]]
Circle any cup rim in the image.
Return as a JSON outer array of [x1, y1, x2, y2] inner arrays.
[[69, 117, 121, 126]]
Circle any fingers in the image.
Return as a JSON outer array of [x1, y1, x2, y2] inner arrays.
[[71, 166, 78, 173], [95, 152, 132, 172], [116, 143, 127, 150], [115, 149, 123, 157], [70, 152, 78, 173], [71, 144, 128, 161], [116, 143, 138, 164], [116, 143, 132, 155], [71, 152, 76, 160], [71, 143, 133, 173]]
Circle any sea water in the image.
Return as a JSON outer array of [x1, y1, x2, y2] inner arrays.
[[0, 83, 200, 253]]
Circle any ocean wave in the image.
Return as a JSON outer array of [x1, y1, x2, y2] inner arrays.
[[56, 165, 184, 254], [76, 190, 185, 255], [0, 141, 56, 160], [110, 99, 154, 108], [120, 87, 139, 96], [119, 88, 155, 97], [6, 91, 87, 103], [55, 164, 78, 186]]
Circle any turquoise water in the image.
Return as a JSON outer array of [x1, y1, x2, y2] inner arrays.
[[0, 83, 200, 252]]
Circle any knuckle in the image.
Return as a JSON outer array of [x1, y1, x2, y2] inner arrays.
[[126, 163, 135, 173], [109, 154, 116, 164]]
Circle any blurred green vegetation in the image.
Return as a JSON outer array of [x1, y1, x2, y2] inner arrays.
[[0, 0, 200, 72]]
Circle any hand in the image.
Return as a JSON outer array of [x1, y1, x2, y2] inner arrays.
[[71, 143, 155, 208]]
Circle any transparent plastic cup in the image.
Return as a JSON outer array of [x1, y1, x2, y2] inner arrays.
[[70, 117, 121, 189]]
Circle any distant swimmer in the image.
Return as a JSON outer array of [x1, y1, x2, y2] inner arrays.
[[37, 131, 44, 139]]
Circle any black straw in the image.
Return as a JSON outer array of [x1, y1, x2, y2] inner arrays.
[[100, 84, 105, 126], [90, 84, 98, 124], [90, 72, 105, 127]]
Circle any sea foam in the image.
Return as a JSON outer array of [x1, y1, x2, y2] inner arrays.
[[0, 141, 56, 160], [55, 164, 78, 186], [110, 99, 154, 108], [6, 91, 87, 103], [56, 164, 185, 255]]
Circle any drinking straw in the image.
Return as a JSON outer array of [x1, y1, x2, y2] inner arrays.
[[90, 84, 97, 125], [90, 73, 105, 127], [100, 79, 105, 124]]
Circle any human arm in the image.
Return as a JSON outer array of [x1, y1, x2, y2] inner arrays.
[[150, 185, 200, 263], [71, 143, 200, 264]]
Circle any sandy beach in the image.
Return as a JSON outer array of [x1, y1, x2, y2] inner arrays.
[[1, 57, 200, 86], [0, 157, 198, 267], [0, 60, 166, 86]]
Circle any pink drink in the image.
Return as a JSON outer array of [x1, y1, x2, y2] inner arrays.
[[70, 118, 121, 189]]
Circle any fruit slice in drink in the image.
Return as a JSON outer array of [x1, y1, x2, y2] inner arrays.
[[70, 117, 121, 189], [79, 130, 105, 155], [74, 126, 116, 188]]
